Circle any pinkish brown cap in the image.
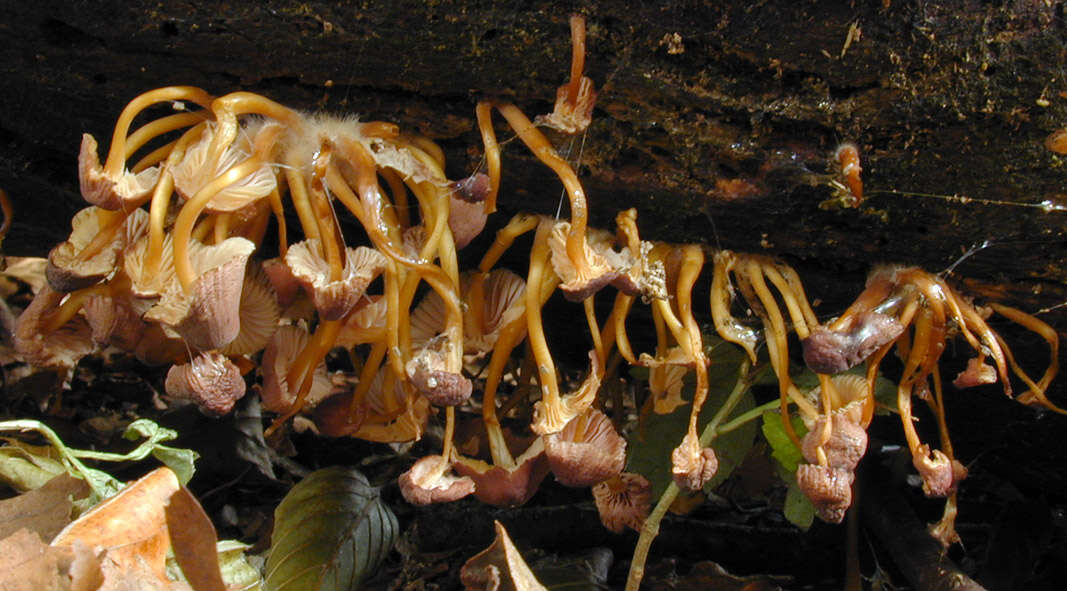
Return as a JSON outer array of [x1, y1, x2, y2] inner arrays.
[[13, 285, 94, 368], [165, 351, 246, 416], [452, 450, 550, 507], [592, 473, 652, 533], [78, 134, 162, 210], [952, 356, 998, 389], [801, 414, 868, 473], [144, 237, 255, 350], [536, 76, 597, 135], [547, 221, 619, 302], [84, 293, 147, 351], [671, 433, 719, 492], [133, 323, 187, 366], [218, 266, 279, 356], [448, 192, 488, 250], [796, 464, 853, 524], [405, 348, 472, 407], [47, 208, 147, 292], [261, 257, 302, 309], [912, 445, 967, 497], [171, 121, 278, 212], [285, 240, 386, 321], [802, 312, 905, 375], [543, 409, 625, 487], [398, 455, 476, 505], [464, 269, 526, 356], [450, 173, 491, 203]]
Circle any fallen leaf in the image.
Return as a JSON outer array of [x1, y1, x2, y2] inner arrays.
[[52, 467, 180, 581], [264, 466, 397, 591], [460, 521, 547, 591], [0, 528, 68, 591], [0, 473, 88, 541], [165, 486, 227, 591]]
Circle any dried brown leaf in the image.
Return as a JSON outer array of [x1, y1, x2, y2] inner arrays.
[[460, 521, 547, 591], [0, 473, 88, 541], [165, 486, 226, 591]]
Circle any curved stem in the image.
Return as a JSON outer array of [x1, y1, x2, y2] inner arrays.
[[104, 86, 214, 177]]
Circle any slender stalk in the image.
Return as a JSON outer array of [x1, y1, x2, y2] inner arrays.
[[626, 359, 764, 591]]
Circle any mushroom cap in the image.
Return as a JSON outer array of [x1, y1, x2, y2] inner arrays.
[[543, 409, 626, 487], [261, 257, 302, 309], [218, 265, 279, 356], [405, 348, 472, 407], [133, 323, 187, 366], [648, 364, 688, 414], [952, 356, 998, 389], [84, 293, 148, 351], [592, 473, 652, 534], [448, 192, 488, 250], [452, 451, 550, 507], [260, 324, 332, 413], [164, 351, 246, 416], [144, 237, 255, 350], [450, 173, 491, 203], [800, 414, 869, 473], [913, 445, 967, 497], [796, 464, 854, 524], [47, 208, 147, 292], [172, 120, 278, 212], [547, 221, 619, 302], [802, 312, 905, 374], [285, 240, 386, 321], [124, 233, 177, 298], [398, 455, 476, 505], [78, 133, 162, 210], [13, 285, 94, 368], [671, 433, 719, 492], [335, 295, 388, 348], [536, 76, 597, 135]]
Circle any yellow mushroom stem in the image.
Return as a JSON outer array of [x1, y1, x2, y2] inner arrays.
[[125, 111, 207, 161], [524, 220, 564, 409], [266, 186, 288, 256], [173, 124, 282, 292], [827, 276, 896, 332], [266, 318, 344, 436], [474, 101, 502, 214], [710, 252, 759, 363], [328, 139, 466, 377], [42, 281, 116, 334], [212, 212, 233, 243], [481, 317, 529, 467], [489, 103, 593, 276], [675, 246, 710, 443], [283, 164, 323, 245], [202, 92, 300, 175], [897, 308, 937, 456], [71, 207, 133, 266], [143, 122, 208, 277], [190, 214, 214, 244], [564, 15, 587, 107], [987, 303, 1062, 412], [102, 86, 214, 179], [584, 296, 605, 364], [609, 292, 638, 364], [379, 168, 411, 228]]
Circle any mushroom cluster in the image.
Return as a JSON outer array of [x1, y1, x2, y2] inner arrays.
[[12, 14, 1060, 545]]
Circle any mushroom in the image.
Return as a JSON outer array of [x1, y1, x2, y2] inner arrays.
[[397, 453, 476, 505], [46, 207, 149, 293], [165, 351, 246, 416], [259, 325, 333, 414], [79, 86, 213, 210], [796, 463, 853, 524], [13, 285, 94, 369], [534, 15, 598, 135], [592, 473, 652, 534], [543, 408, 626, 487], [285, 240, 386, 321]]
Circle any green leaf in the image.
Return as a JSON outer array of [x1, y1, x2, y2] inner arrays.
[[217, 540, 263, 591], [265, 466, 397, 591], [760, 411, 807, 474], [783, 479, 815, 530], [152, 446, 198, 486], [626, 339, 757, 497]]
